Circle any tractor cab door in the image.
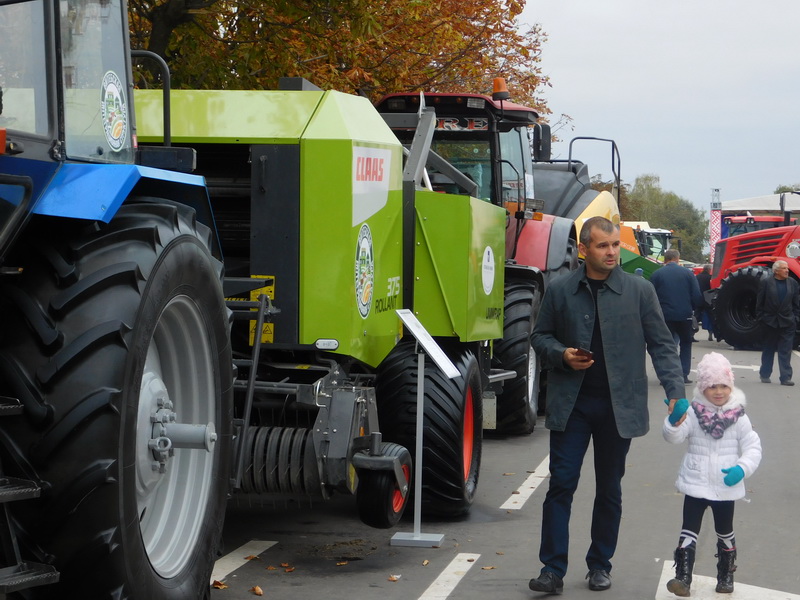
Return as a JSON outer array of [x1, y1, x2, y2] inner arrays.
[[59, 0, 136, 164], [0, 0, 134, 164]]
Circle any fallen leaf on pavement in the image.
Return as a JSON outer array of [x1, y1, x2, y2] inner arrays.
[[250, 585, 263, 596], [211, 580, 228, 589], [388, 574, 401, 582], [422, 559, 430, 566], [245, 555, 259, 560], [481, 566, 496, 570]]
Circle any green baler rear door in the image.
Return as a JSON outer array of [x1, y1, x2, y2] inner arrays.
[[413, 191, 505, 341]]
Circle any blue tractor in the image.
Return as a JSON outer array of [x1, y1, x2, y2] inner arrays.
[[0, 1, 232, 597]]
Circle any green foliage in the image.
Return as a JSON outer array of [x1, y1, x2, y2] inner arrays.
[[774, 183, 800, 193], [625, 175, 708, 263]]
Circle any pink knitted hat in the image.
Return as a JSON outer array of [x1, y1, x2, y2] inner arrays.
[[696, 352, 734, 392]]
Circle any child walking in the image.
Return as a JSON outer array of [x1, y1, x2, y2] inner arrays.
[[663, 352, 762, 596]]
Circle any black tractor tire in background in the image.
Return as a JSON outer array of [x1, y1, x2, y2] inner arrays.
[[356, 442, 412, 529], [375, 340, 482, 517], [713, 266, 770, 350], [0, 201, 233, 599], [492, 279, 542, 435]]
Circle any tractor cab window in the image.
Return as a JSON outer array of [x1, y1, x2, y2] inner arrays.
[[0, 0, 50, 137], [498, 129, 532, 204], [60, 0, 133, 163], [428, 137, 493, 201]]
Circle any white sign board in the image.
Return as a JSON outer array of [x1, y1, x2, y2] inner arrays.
[[396, 309, 460, 379]]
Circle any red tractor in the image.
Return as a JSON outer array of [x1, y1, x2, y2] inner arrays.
[[710, 224, 800, 348]]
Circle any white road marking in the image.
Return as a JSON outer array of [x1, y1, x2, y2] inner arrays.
[[210, 540, 278, 583], [730, 364, 760, 372], [417, 553, 481, 599], [655, 558, 800, 599], [499, 455, 549, 510]]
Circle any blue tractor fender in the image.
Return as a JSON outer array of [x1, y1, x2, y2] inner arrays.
[[31, 163, 221, 258]]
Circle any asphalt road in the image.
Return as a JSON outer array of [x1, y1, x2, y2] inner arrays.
[[210, 339, 800, 600]]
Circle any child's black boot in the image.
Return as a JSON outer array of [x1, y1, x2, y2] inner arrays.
[[666, 546, 694, 597], [715, 543, 737, 593]]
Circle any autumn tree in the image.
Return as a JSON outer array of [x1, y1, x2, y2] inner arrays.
[[128, 0, 549, 112]]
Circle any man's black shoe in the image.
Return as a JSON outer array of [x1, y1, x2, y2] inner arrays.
[[684, 376, 692, 384], [586, 569, 612, 591], [781, 380, 795, 386], [529, 571, 564, 594]]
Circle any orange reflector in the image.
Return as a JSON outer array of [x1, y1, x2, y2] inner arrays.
[[533, 212, 544, 221], [0, 129, 6, 154]]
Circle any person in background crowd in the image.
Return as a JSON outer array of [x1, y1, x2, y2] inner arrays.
[[650, 250, 703, 383], [756, 260, 799, 386], [528, 217, 684, 594], [695, 264, 716, 341], [662, 352, 761, 596]]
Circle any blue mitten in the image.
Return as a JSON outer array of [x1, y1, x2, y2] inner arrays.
[[721, 465, 744, 486], [664, 397, 689, 425]]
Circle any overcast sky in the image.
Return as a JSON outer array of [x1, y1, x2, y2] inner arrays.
[[519, 0, 800, 212]]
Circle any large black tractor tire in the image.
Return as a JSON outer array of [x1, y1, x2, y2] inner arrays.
[[713, 266, 770, 350], [0, 201, 233, 599], [492, 279, 542, 435], [375, 340, 482, 518], [356, 442, 412, 529]]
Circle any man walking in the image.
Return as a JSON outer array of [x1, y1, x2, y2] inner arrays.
[[756, 260, 799, 386], [649, 250, 703, 383], [528, 217, 685, 594]]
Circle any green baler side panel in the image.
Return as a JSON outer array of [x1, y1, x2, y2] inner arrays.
[[135, 89, 324, 143], [414, 192, 505, 341], [298, 92, 404, 368]]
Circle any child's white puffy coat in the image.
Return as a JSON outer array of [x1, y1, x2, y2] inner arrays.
[[663, 387, 762, 501]]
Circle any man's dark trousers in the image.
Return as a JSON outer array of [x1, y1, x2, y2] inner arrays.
[[760, 323, 794, 383], [539, 393, 632, 578], [665, 319, 694, 378]]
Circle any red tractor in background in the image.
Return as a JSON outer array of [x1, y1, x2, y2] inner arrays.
[[710, 223, 800, 349]]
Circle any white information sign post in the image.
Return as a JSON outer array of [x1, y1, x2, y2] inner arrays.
[[390, 309, 459, 548]]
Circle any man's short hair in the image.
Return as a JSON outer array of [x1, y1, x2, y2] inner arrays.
[[773, 260, 788, 272], [702, 264, 712, 274], [579, 216, 617, 246], [664, 249, 680, 262]]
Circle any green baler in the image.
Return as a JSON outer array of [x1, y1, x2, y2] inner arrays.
[[136, 83, 505, 520]]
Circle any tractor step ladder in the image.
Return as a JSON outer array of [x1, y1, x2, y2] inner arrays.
[[0, 398, 59, 592]]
